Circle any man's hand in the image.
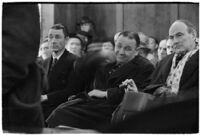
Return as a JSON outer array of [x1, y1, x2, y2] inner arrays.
[[88, 89, 107, 98], [119, 79, 138, 92], [68, 95, 76, 101], [153, 86, 168, 96], [41, 95, 48, 102], [153, 86, 176, 97]]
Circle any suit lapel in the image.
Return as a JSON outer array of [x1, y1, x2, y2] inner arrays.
[[159, 54, 174, 82], [42, 57, 51, 75], [49, 50, 68, 78], [53, 50, 68, 70], [180, 50, 199, 86]]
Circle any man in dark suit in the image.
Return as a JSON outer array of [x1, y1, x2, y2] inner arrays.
[[2, 4, 44, 133], [99, 19, 199, 133], [146, 19, 198, 97], [41, 24, 78, 119], [46, 31, 155, 129]]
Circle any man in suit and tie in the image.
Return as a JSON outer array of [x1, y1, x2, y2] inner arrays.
[[41, 24, 77, 119]]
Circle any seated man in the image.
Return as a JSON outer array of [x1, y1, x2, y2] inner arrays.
[[100, 19, 198, 133], [157, 39, 168, 61], [40, 24, 78, 119], [147, 19, 198, 98], [46, 31, 155, 130]]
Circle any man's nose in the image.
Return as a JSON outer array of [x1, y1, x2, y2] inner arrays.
[[173, 37, 179, 45], [119, 48, 125, 55], [51, 37, 58, 43]]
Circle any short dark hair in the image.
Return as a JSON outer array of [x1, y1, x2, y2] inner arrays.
[[176, 19, 197, 35], [50, 24, 68, 37], [118, 31, 140, 47], [77, 16, 95, 31], [149, 36, 159, 45], [68, 34, 84, 48]]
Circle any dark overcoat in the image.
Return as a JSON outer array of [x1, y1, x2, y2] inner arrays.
[[47, 54, 155, 130], [2, 4, 44, 133], [144, 50, 199, 97]]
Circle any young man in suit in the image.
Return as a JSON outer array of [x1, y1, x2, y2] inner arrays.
[[41, 24, 78, 119], [46, 31, 155, 129]]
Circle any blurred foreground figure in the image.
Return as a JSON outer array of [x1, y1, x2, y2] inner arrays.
[[2, 4, 44, 133], [102, 41, 114, 51]]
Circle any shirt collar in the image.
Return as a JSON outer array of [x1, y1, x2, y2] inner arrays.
[[52, 49, 65, 60]]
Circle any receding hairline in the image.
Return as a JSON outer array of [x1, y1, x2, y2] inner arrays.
[[173, 20, 196, 34]]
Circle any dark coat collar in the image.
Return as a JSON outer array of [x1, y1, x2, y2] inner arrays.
[[43, 49, 69, 74], [180, 50, 199, 86], [156, 50, 198, 86], [107, 55, 143, 80]]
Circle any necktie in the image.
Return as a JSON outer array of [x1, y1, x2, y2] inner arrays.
[[175, 51, 187, 67], [50, 58, 57, 72]]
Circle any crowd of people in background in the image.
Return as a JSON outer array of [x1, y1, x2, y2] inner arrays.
[[3, 4, 199, 133], [38, 16, 180, 67]]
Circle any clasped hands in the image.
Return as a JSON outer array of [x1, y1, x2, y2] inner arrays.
[[153, 86, 177, 97]]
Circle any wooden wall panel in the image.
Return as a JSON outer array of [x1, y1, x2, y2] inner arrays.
[[40, 4, 54, 40], [54, 4, 76, 34], [178, 4, 199, 36], [83, 4, 117, 41], [52, 3, 199, 41], [54, 4, 117, 41], [124, 4, 174, 40]]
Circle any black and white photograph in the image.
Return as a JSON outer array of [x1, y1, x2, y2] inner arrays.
[[2, 1, 199, 133]]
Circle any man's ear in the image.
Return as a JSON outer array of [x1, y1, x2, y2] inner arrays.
[[191, 30, 197, 41]]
